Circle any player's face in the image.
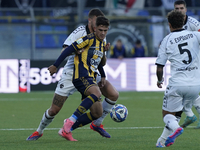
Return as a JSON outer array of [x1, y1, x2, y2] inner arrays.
[[174, 4, 187, 16], [95, 25, 109, 41], [89, 16, 97, 33]]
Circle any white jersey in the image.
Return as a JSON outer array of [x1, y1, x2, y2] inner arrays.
[[63, 25, 88, 70], [156, 29, 200, 86], [183, 16, 200, 31]]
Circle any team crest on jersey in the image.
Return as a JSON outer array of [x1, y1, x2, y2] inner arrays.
[[15, 0, 36, 13], [76, 38, 83, 44]]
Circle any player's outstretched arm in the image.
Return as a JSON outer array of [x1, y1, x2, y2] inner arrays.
[[53, 45, 76, 68], [48, 45, 76, 76]]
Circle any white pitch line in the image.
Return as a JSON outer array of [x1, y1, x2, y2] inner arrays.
[[0, 126, 196, 131]]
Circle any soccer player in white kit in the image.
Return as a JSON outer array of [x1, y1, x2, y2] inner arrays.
[[173, 0, 200, 129], [26, 8, 118, 141], [155, 10, 200, 147]]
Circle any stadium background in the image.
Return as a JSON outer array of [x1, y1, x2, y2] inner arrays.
[[0, 0, 198, 92]]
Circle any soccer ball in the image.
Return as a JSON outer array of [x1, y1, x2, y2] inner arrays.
[[110, 104, 128, 122]]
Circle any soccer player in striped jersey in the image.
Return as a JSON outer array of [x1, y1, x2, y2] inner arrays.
[[156, 10, 200, 147], [48, 16, 110, 141], [26, 9, 118, 141], [173, 0, 200, 129]]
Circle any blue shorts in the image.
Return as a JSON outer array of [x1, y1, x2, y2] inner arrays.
[[73, 77, 97, 96]]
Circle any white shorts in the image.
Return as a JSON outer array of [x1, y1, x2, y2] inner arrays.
[[162, 85, 200, 112], [55, 68, 101, 97], [55, 68, 77, 97]]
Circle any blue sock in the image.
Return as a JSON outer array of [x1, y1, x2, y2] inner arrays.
[[73, 94, 99, 118], [71, 112, 97, 131]]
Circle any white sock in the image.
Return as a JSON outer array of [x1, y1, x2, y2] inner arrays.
[[36, 109, 54, 134], [93, 98, 116, 126], [184, 110, 195, 117], [159, 126, 173, 141], [163, 114, 180, 132], [193, 96, 200, 117]]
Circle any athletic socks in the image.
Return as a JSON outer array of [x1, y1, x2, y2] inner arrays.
[[36, 109, 54, 134], [71, 112, 97, 131], [163, 114, 180, 131], [69, 94, 99, 123]]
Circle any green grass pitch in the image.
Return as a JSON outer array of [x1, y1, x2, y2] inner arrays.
[[0, 91, 199, 150]]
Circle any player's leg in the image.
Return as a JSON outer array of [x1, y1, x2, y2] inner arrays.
[[36, 94, 67, 134], [156, 86, 184, 147], [156, 110, 182, 147], [180, 95, 198, 128], [71, 102, 102, 130], [93, 80, 119, 126], [70, 79, 118, 138], [192, 96, 200, 128], [27, 70, 76, 141], [63, 78, 102, 133], [26, 93, 68, 141], [180, 109, 197, 128], [163, 86, 200, 147], [163, 112, 183, 147]]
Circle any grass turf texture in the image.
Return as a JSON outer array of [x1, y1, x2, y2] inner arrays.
[[0, 91, 199, 150]]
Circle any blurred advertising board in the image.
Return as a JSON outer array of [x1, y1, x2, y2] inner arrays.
[[0, 58, 170, 93]]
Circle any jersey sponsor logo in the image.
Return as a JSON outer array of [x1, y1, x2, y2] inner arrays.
[[93, 50, 103, 58], [76, 38, 83, 44], [90, 57, 101, 72], [176, 66, 198, 71]]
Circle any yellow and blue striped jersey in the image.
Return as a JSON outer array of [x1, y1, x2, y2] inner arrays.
[[71, 32, 105, 80]]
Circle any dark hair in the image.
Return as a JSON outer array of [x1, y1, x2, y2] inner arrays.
[[96, 16, 110, 27], [136, 39, 141, 44], [167, 10, 184, 29], [88, 8, 104, 18], [174, 0, 186, 7]]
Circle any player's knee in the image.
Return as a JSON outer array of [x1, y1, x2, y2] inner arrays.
[[107, 90, 119, 101], [113, 91, 119, 101]]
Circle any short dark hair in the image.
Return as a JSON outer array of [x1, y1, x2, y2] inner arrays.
[[136, 39, 141, 44], [174, 0, 186, 7], [88, 8, 104, 18], [96, 16, 110, 27], [167, 10, 184, 29]]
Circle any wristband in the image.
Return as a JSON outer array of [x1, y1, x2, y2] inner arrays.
[[157, 78, 164, 84]]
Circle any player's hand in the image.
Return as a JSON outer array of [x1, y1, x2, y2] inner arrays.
[[157, 78, 164, 88], [104, 43, 110, 51], [98, 77, 106, 88], [48, 65, 57, 76]]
